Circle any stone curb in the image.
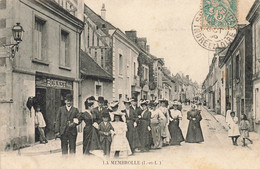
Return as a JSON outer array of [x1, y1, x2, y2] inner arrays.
[[18, 141, 83, 156], [202, 106, 229, 132]]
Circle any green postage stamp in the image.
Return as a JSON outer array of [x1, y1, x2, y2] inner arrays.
[[201, 0, 238, 29]]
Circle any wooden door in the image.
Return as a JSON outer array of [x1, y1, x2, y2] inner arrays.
[[45, 88, 61, 139]]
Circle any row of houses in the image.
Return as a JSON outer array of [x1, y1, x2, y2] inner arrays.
[[0, 0, 199, 150], [202, 0, 260, 133]]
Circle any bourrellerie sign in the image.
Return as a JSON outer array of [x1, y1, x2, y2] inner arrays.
[[36, 76, 73, 90], [46, 78, 72, 89]]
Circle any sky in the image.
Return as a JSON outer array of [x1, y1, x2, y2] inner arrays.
[[84, 0, 255, 84]]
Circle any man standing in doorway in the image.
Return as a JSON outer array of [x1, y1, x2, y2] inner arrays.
[[55, 94, 79, 155]]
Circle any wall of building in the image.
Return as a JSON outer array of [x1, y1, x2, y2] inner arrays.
[[81, 79, 112, 110], [0, 0, 82, 150], [112, 34, 138, 101], [252, 4, 260, 133]]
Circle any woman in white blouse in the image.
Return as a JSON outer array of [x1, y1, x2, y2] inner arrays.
[[168, 102, 185, 145]]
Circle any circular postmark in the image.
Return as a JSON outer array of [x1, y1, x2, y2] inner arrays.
[[192, 11, 237, 51]]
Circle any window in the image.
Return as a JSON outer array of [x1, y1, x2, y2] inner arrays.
[[92, 30, 94, 46], [102, 24, 106, 28], [119, 54, 123, 75], [143, 65, 149, 81], [119, 94, 122, 101], [96, 85, 102, 96], [235, 54, 240, 79], [175, 85, 177, 92], [0, 19, 6, 29], [94, 49, 97, 61], [0, 0, 6, 9], [134, 62, 136, 76], [97, 36, 99, 46], [87, 26, 90, 47], [60, 30, 70, 67], [34, 17, 46, 60], [101, 49, 104, 68]]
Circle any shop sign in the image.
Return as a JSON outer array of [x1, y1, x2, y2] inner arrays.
[[36, 76, 73, 90], [46, 78, 72, 89]]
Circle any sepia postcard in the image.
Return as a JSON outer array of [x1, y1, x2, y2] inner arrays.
[[0, 0, 259, 169]]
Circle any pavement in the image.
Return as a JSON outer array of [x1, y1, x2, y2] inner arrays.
[[12, 132, 83, 156], [203, 106, 260, 150]]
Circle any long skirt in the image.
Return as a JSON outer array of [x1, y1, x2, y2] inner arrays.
[[185, 120, 204, 143], [168, 119, 184, 145], [160, 120, 171, 143], [126, 121, 141, 151], [137, 120, 150, 151], [151, 123, 162, 149], [83, 125, 101, 154], [110, 133, 132, 158]]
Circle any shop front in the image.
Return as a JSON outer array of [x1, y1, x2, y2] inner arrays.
[[35, 74, 73, 140]]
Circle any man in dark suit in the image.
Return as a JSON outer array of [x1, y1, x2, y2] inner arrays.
[[55, 94, 79, 155], [123, 99, 140, 153], [92, 96, 109, 124]]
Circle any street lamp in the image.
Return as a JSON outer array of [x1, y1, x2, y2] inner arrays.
[[1, 23, 24, 58]]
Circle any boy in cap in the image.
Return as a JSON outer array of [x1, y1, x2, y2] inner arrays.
[[55, 94, 79, 155], [98, 113, 114, 156]]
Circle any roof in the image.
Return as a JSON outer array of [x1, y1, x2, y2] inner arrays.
[[80, 50, 113, 81], [37, 0, 84, 29], [84, 4, 116, 35], [246, 0, 260, 22], [221, 24, 250, 67]]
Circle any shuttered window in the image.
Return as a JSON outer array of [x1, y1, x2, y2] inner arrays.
[[34, 17, 46, 60], [60, 30, 70, 67]]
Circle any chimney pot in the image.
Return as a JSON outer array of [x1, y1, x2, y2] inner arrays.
[[101, 3, 106, 20]]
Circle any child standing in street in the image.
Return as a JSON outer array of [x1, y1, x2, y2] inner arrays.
[[35, 105, 48, 144], [99, 113, 114, 157], [109, 103, 132, 158], [240, 114, 253, 147], [226, 111, 240, 146]]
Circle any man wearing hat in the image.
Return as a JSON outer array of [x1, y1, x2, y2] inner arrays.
[[92, 96, 109, 124], [122, 99, 140, 154], [55, 94, 79, 155]]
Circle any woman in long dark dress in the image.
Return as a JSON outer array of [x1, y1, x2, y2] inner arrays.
[[185, 104, 204, 143], [168, 102, 184, 145], [77, 96, 101, 154], [137, 100, 151, 152]]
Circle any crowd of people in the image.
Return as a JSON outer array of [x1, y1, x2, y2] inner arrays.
[[35, 93, 254, 157], [54, 94, 204, 158]]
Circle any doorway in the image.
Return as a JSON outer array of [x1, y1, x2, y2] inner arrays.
[[35, 88, 46, 142]]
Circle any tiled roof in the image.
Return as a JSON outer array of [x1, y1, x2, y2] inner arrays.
[[80, 50, 113, 81]]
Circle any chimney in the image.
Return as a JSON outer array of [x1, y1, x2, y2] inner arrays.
[[137, 37, 147, 51], [146, 45, 150, 53], [186, 75, 189, 80], [101, 3, 106, 20], [125, 30, 137, 43]]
